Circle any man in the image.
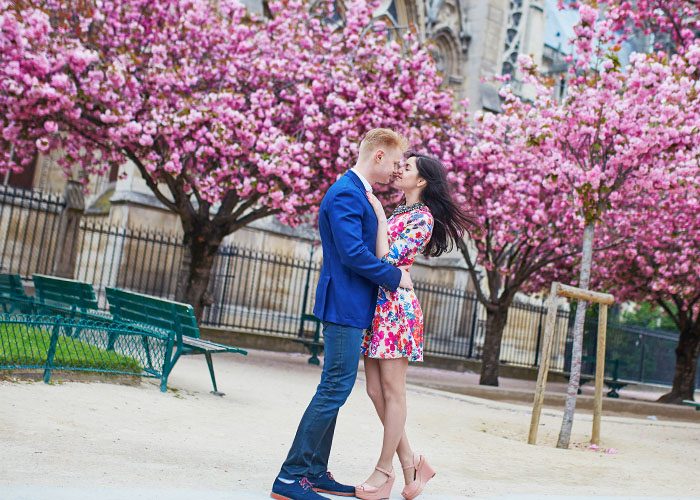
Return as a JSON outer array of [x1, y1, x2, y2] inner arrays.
[[271, 129, 412, 500]]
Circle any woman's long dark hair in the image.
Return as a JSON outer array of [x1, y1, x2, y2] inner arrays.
[[407, 153, 477, 258]]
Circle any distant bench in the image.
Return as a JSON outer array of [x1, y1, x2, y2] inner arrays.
[[0, 273, 34, 313], [576, 357, 629, 398], [32, 274, 101, 316], [682, 400, 700, 411], [296, 313, 323, 366]]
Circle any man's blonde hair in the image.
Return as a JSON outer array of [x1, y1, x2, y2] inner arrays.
[[359, 128, 408, 157]]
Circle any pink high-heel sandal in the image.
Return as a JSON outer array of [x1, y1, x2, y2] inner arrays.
[[355, 466, 395, 500], [401, 454, 436, 499]]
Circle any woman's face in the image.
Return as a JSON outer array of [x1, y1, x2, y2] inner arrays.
[[393, 156, 424, 192]]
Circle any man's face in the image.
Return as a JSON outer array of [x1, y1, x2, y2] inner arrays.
[[374, 146, 405, 184]]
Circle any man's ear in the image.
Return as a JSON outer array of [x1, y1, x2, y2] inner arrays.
[[374, 149, 385, 163]]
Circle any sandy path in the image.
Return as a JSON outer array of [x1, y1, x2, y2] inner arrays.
[[1, 349, 699, 499]]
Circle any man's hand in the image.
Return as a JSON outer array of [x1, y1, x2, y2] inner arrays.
[[399, 266, 413, 289]]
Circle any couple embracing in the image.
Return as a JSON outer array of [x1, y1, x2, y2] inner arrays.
[[272, 129, 473, 500]]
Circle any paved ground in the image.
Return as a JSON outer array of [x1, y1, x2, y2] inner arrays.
[[1, 486, 698, 500], [1, 349, 699, 499]]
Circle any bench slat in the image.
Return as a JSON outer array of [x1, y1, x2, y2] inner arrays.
[[182, 337, 246, 353]]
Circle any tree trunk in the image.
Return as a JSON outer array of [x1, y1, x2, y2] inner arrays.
[[479, 303, 512, 386], [658, 321, 700, 404], [557, 222, 595, 449], [175, 226, 222, 321]]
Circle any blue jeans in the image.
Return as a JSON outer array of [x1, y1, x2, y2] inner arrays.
[[279, 321, 364, 479]]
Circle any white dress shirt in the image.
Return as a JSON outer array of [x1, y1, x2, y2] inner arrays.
[[350, 168, 373, 193]]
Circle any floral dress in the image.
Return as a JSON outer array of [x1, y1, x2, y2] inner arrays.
[[361, 204, 433, 362]]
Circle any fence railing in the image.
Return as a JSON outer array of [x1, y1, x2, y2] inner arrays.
[[2, 185, 695, 386]]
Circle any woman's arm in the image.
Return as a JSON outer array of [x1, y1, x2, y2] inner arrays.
[[365, 191, 390, 259]]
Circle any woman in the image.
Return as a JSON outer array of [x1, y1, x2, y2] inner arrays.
[[356, 153, 475, 500]]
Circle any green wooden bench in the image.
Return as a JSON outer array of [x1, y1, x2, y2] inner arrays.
[[296, 313, 322, 366], [0, 273, 33, 313], [105, 287, 247, 395], [31, 274, 108, 339], [32, 274, 100, 316], [682, 400, 700, 411]]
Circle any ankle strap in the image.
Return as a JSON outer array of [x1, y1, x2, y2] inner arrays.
[[402, 453, 420, 469], [375, 466, 393, 477]]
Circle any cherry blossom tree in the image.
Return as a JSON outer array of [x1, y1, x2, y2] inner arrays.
[[592, 0, 699, 53], [0, 0, 455, 319], [596, 171, 700, 404], [531, 6, 700, 447], [447, 88, 582, 387]]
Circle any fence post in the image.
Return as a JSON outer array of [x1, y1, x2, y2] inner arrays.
[[467, 296, 478, 358], [534, 299, 546, 366], [52, 180, 85, 278], [43, 318, 63, 384], [297, 243, 316, 337], [639, 334, 646, 383]]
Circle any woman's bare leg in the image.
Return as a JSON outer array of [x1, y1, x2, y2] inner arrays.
[[364, 357, 414, 464], [362, 357, 415, 486]]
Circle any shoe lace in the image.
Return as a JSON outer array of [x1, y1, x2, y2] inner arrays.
[[325, 471, 335, 481], [299, 477, 313, 490]]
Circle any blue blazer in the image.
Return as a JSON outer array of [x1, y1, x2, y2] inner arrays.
[[313, 171, 402, 329]]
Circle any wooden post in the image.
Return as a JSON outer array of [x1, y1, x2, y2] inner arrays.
[[528, 282, 560, 445], [528, 282, 614, 447], [591, 304, 608, 445]]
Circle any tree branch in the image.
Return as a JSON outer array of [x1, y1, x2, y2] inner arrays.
[[457, 239, 492, 308], [225, 206, 277, 233], [121, 149, 180, 213], [215, 194, 263, 226]]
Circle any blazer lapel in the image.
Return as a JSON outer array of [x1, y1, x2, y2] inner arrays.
[[345, 171, 375, 220], [346, 170, 368, 195]]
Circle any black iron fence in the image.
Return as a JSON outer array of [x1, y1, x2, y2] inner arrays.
[[0, 186, 64, 277], [204, 244, 321, 338], [1, 185, 695, 386], [578, 319, 699, 387]]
